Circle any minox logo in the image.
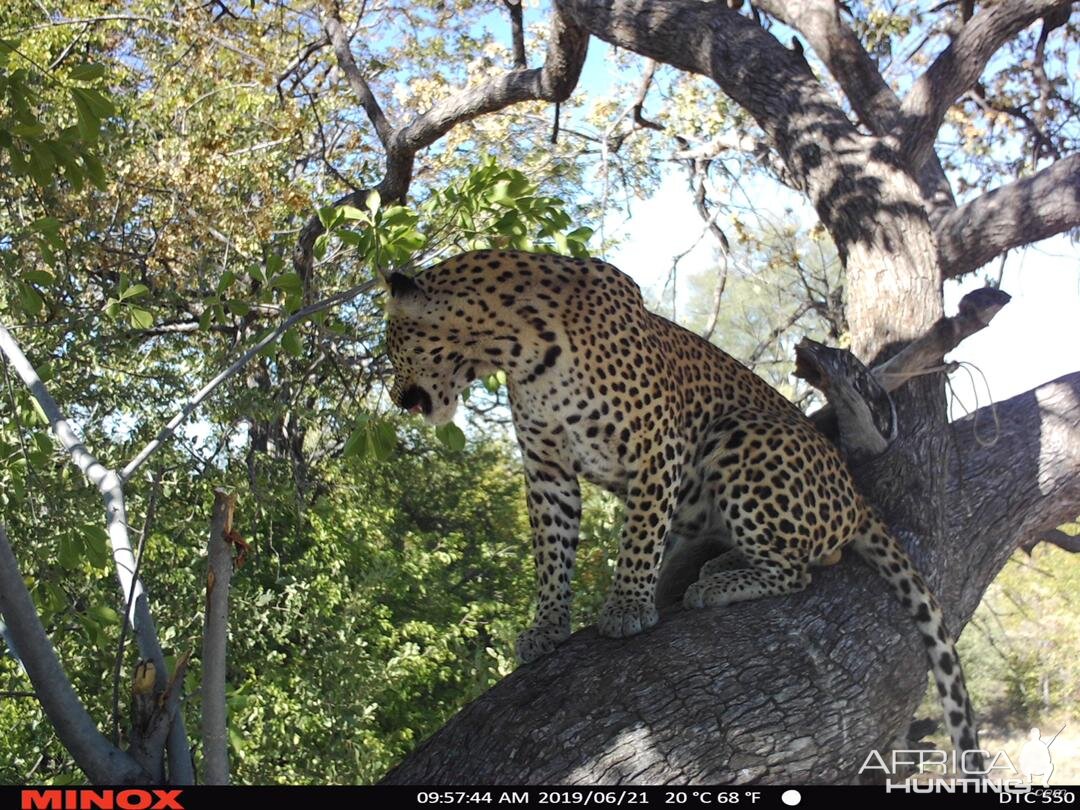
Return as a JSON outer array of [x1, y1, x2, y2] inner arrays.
[[20, 791, 184, 810]]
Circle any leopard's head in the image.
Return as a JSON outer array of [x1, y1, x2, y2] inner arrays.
[[384, 272, 486, 426]]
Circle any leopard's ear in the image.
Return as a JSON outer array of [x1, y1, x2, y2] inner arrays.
[[389, 272, 420, 298], [387, 272, 425, 314]]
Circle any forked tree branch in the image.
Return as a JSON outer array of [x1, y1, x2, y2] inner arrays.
[[752, 0, 956, 219], [322, 9, 394, 148], [0, 525, 149, 784], [0, 324, 194, 784], [294, 9, 588, 280], [898, 0, 1076, 170]]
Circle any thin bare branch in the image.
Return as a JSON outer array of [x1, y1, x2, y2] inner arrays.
[[120, 281, 376, 482], [202, 490, 237, 785]]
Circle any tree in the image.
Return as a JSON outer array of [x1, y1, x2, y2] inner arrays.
[[1, 0, 1078, 785], [367, 0, 1079, 783]]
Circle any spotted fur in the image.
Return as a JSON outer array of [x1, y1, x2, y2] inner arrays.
[[385, 250, 980, 766]]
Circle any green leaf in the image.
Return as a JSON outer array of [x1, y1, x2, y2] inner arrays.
[[23, 270, 54, 286], [313, 233, 330, 261], [119, 283, 149, 301], [216, 270, 236, 293], [10, 121, 45, 138], [129, 307, 153, 329], [338, 205, 367, 222], [225, 299, 251, 316], [365, 189, 381, 215], [435, 423, 466, 452], [78, 153, 106, 189], [270, 272, 302, 293], [318, 205, 343, 229], [71, 86, 114, 118], [83, 525, 110, 569], [58, 533, 80, 570], [18, 283, 44, 316], [87, 604, 120, 625], [281, 328, 303, 358], [369, 421, 397, 461], [70, 88, 100, 142], [265, 252, 283, 277], [343, 427, 369, 458], [68, 63, 106, 82], [28, 141, 55, 186]]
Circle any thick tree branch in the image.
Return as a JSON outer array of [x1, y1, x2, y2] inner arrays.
[[1022, 528, 1080, 555], [873, 287, 1013, 390], [554, 0, 947, 371], [392, 12, 587, 156], [384, 373, 1080, 785], [504, 0, 528, 68], [898, 0, 1076, 170], [755, 0, 895, 132], [0, 525, 150, 784], [935, 153, 1080, 280], [803, 287, 1010, 450], [941, 371, 1080, 618]]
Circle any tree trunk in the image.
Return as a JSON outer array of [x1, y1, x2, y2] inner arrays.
[[384, 374, 1080, 784]]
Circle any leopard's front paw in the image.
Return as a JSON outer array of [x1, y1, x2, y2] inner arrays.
[[515, 623, 571, 664], [597, 596, 659, 638]]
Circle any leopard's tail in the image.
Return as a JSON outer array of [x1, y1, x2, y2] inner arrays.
[[851, 513, 983, 773]]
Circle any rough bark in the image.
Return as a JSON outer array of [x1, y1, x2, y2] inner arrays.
[[383, 373, 1080, 785], [751, 0, 957, 221]]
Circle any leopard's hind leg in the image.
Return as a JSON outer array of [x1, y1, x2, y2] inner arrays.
[[684, 544, 811, 608]]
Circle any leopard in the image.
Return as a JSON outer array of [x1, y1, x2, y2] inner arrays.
[[384, 249, 980, 767]]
